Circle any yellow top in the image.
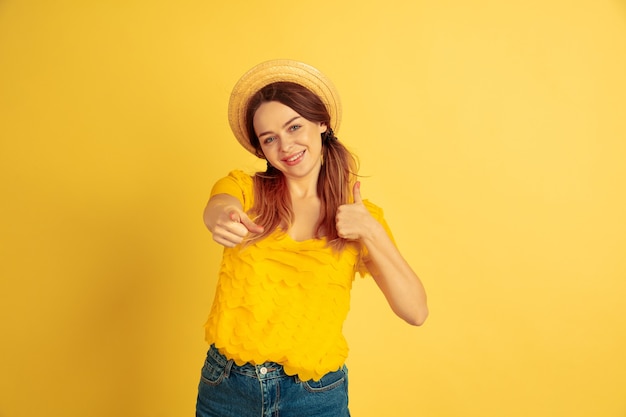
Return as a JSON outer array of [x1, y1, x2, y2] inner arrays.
[[204, 170, 395, 381]]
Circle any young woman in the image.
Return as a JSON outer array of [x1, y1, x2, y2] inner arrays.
[[196, 60, 428, 417]]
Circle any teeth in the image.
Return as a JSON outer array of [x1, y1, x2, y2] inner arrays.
[[287, 151, 304, 162]]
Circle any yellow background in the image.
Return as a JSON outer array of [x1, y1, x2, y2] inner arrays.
[[1, 0, 625, 416]]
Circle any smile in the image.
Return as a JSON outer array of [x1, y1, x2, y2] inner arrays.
[[283, 150, 305, 165]]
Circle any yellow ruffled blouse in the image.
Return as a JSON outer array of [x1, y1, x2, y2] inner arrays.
[[204, 170, 394, 381]]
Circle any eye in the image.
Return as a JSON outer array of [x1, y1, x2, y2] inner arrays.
[[289, 124, 301, 132], [263, 136, 276, 144]]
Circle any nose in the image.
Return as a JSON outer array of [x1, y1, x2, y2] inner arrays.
[[279, 135, 294, 152]]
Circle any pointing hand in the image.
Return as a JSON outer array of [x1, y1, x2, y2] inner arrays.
[[212, 207, 264, 248]]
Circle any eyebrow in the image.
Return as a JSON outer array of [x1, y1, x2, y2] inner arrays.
[[257, 116, 302, 139]]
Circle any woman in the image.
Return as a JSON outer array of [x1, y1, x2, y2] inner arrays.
[[196, 60, 428, 417]]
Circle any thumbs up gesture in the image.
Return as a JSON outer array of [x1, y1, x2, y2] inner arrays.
[[335, 181, 374, 241]]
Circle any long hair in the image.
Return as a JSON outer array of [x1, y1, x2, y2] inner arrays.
[[243, 81, 358, 251]]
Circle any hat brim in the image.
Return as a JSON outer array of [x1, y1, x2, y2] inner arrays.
[[228, 59, 342, 156]]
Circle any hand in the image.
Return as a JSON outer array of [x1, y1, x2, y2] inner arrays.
[[212, 207, 264, 248], [335, 181, 374, 241]]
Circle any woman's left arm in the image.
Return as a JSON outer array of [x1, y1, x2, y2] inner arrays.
[[336, 182, 428, 326]]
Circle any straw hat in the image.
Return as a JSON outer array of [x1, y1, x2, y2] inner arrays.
[[228, 59, 342, 155]]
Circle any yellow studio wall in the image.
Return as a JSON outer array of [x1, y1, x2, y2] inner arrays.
[[1, 0, 625, 416]]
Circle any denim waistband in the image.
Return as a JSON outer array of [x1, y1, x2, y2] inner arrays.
[[208, 345, 295, 381]]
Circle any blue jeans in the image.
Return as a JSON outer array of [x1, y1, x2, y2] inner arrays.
[[196, 345, 350, 417]]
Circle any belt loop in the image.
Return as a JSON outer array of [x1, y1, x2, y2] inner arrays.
[[224, 359, 234, 378]]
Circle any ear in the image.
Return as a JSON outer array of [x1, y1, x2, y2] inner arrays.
[[319, 122, 328, 134]]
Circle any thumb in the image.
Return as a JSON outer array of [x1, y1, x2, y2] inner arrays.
[[238, 212, 265, 234], [229, 210, 242, 223], [353, 181, 363, 204]]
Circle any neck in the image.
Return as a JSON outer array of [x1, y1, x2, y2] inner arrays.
[[286, 175, 319, 199], [282, 160, 322, 199]]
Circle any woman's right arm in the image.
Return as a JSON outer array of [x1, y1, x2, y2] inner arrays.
[[203, 193, 264, 248]]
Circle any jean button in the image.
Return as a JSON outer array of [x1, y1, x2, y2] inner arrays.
[[260, 366, 268, 375]]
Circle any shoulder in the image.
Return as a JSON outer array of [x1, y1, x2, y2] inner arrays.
[[362, 199, 396, 244], [223, 169, 254, 185], [210, 170, 255, 210], [362, 199, 385, 220]]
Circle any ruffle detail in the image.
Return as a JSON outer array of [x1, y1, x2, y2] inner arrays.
[[205, 170, 395, 381], [204, 232, 361, 381]]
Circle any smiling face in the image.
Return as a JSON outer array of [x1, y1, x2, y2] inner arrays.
[[253, 101, 327, 179]]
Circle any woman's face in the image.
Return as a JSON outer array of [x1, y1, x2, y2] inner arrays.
[[253, 101, 327, 179]]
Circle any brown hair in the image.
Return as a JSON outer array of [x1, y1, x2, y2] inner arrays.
[[244, 82, 358, 251]]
